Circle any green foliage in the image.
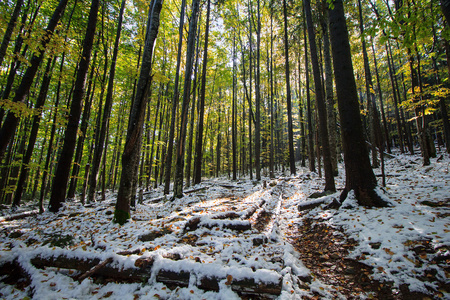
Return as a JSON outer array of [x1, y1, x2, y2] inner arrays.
[[0, 99, 35, 118]]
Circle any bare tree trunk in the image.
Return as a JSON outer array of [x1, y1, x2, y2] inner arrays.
[[282, 0, 296, 176], [164, 0, 187, 194], [305, 0, 335, 191], [328, 0, 388, 206], [173, 0, 200, 198], [88, 0, 127, 203], [48, 0, 99, 212], [114, 0, 163, 224], [193, 0, 211, 185], [255, 0, 262, 180]]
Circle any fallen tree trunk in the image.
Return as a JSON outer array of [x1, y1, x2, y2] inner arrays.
[[0, 210, 39, 222], [8, 253, 282, 297]]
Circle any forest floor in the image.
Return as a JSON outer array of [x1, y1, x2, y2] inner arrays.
[[0, 150, 449, 299]]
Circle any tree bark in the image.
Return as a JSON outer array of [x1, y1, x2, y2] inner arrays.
[[48, 0, 99, 212], [114, 0, 163, 224], [321, 2, 338, 175], [255, 0, 262, 180], [328, 0, 388, 206], [163, 0, 186, 194], [87, 0, 127, 203], [305, 0, 335, 191], [193, 0, 211, 185], [173, 0, 200, 198], [283, 0, 296, 176], [303, 10, 315, 173]]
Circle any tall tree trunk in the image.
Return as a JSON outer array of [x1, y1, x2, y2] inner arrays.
[[48, 0, 100, 212], [163, 0, 187, 194], [305, 0, 335, 191], [67, 48, 98, 199], [0, 0, 24, 68], [386, 42, 405, 153], [232, 34, 237, 180], [0, 0, 68, 161], [173, 0, 200, 198], [283, 0, 296, 176], [185, 27, 200, 188], [88, 0, 127, 203], [321, 1, 338, 175], [371, 39, 391, 154], [328, 0, 388, 206], [12, 57, 55, 207], [269, 8, 275, 178], [441, 0, 450, 23], [303, 11, 315, 173], [114, 0, 163, 224], [357, 0, 379, 168], [254, 0, 261, 180], [193, 0, 211, 185]]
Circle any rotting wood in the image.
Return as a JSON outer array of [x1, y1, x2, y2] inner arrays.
[[77, 257, 113, 282]]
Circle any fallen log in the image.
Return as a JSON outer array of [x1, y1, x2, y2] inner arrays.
[[77, 257, 113, 282], [298, 196, 340, 211], [30, 254, 154, 281], [241, 199, 266, 220], [0, 210, 39, 223], [184, 217, 252, 232], [18, 253, 283, 297]]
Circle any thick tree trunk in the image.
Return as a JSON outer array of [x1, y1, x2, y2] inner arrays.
[[305, 0, 335, 191], [0, 0, 68, 161], [328, 0, 388, 207], [87, 0, 127, 203], [48, 0, 99, 212], [114, 0, 163, 224], [173, 0, 200, 198], [193, 0, 211, 185], [441, 0, 450, 23]]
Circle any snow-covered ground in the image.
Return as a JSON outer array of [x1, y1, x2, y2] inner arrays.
[[0, 150, 449, 299]]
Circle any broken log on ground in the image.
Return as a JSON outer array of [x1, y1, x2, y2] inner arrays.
[[0, 210, 39, 223], [3, 253, 282, 297], [183, 217, 252, 232]]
